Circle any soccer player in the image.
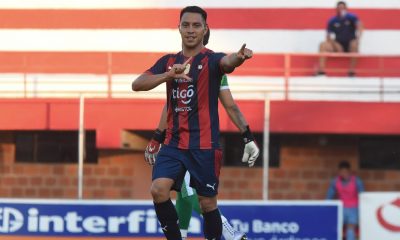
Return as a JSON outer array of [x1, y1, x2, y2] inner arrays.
[[145, 74, 257, 240], [132, 5, 255, 240], [145, 27, 255, 240]]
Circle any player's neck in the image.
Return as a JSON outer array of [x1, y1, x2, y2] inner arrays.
[[182, 44, 204, 57]]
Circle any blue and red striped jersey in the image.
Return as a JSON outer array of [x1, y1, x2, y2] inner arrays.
[[146, 48, 226, 149]]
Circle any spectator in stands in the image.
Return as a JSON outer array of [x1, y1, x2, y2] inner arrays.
[[317, 1, 363, 77], [327, 161, 364, 240]]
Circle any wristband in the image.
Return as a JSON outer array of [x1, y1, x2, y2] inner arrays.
[[153, 129, 166, 143], [241, 126, 255, 144]]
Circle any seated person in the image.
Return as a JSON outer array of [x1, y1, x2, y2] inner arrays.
[[317, 1, 363, 76]]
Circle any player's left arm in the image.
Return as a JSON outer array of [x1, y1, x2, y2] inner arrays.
[[219, 89, 260, 167], [353, 14, 363, 41], [355, 21, 363, 41], [219, 90, 248, 132], [220, 44, 253, 73], [356, 176, 365, 193]]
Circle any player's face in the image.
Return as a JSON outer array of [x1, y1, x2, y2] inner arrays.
[[336, 3, 347, 16], [179, 12, 207, 49], [339, 168, 350, 180]]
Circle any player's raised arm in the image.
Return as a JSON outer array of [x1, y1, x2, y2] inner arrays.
[[132, 57, 192, 91], [220, 44, 253, 73]]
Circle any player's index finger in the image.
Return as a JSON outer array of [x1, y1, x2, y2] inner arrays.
[[239, 43, 246, 52], [184, 56, 192, 65]]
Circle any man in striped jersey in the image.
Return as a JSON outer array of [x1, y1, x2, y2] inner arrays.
[[145, 28, 254, 240], [145, 74, 255, 240], [132, 5, 255, 240]]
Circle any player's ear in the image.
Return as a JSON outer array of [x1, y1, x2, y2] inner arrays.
[[204, 24, 209, 36]]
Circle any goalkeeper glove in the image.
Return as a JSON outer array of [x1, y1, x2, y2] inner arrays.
[[144, 129, 165, 165], [241, 126, 260, 167]]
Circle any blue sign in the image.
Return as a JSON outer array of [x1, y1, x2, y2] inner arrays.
[[0, 199, 341, 239], [217, 201, 342, 240]]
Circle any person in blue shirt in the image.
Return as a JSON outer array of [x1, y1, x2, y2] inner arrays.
[[327, 161, 364, 240], [317, 1, 363, 76]]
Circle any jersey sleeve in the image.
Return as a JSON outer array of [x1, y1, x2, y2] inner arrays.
[[356, 176, 365, 193], [348, 13, 359, 24], [145, 54, 171, 75], [326, 178, 337, 199], [219, 75, 230, 91], [327, 17, 335, 33], [209, 52, 227, 76]]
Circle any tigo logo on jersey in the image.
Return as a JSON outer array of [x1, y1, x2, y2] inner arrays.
[[172, 85, 194, 104], [0, 207, 24, 233]]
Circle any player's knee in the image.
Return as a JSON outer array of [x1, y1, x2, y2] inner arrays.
[[346, 224, 356, 230], [349, 41, 359, 52], [198, 196, 217, 213], [319, 42, 324, 52], [150, 182, 170, 202], [319, 41, 331, 52]]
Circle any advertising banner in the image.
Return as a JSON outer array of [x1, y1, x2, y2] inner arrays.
[[360, 192, 400, 240], [0, 199, 342, 240]]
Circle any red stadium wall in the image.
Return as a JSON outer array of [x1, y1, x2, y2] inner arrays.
[[1, 99, 400, 148], [1, 99, 400, 200], [0, 133, 152, 199], [1, 133, 399, 200]]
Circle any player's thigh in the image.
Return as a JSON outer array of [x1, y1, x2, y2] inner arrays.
[[347, 207, 359, 225], [320, 40, 338, 52], [185, 148, 223, 198], [343, 207, 358, 225], [332, 40, 345, 52], [152, 145, 187, 191]]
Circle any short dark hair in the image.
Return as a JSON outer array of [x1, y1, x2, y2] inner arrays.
[[203, 28, 210, 46], [180, 6, 207, 23], [338, 160, 351, 169], [337, 1, 347, 7]]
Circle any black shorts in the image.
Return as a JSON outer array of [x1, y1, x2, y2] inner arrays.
[[337, 40, 351, 52]]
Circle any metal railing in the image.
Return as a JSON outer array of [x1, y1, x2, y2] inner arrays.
[[0, 52, 399, 101]]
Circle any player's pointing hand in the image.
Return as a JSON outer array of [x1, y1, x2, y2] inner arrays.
[[237, 44, 253, 60], [167, 57, 192, 80]]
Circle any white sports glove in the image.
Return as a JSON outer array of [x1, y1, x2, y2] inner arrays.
[[242, 141, 260, 167], [144, 129, 165, 165], [241, 126, 260, 167], [144, 139, 161, 165]]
